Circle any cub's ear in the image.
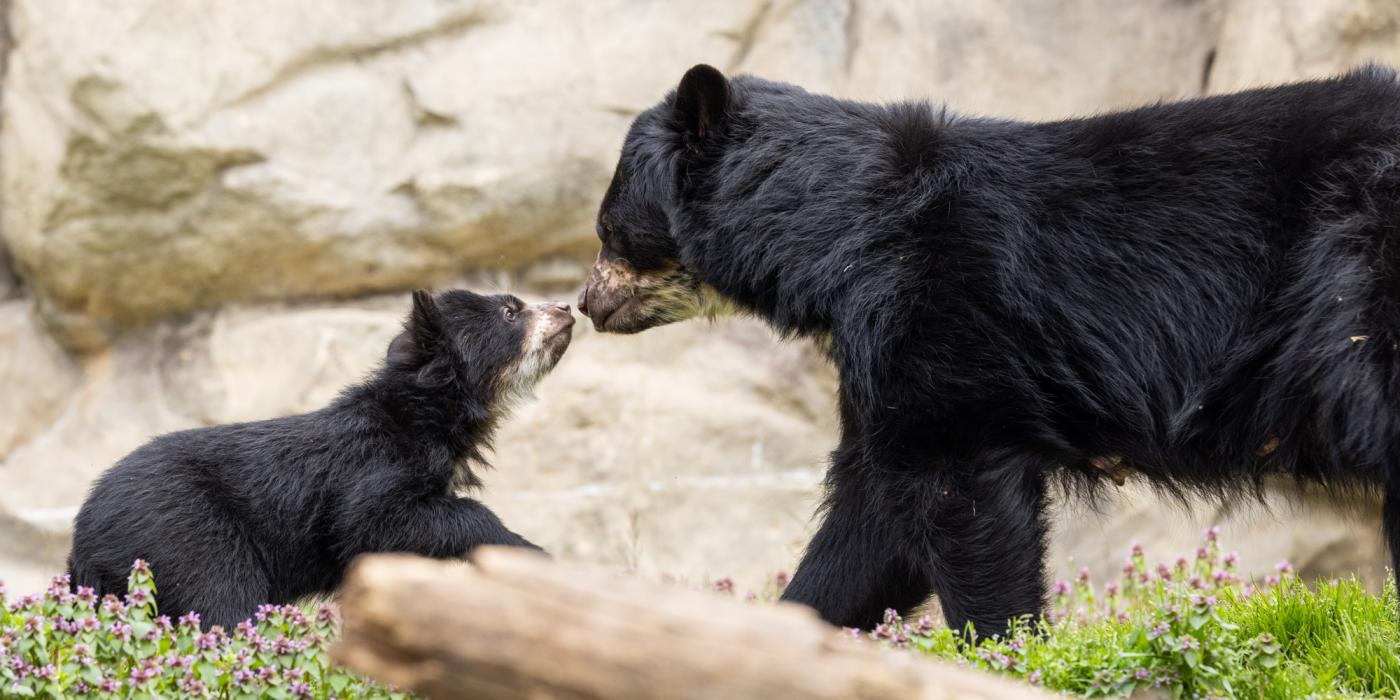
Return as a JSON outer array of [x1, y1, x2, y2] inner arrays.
[[387, 289, 444, 366], [675, 64, 730, 140]]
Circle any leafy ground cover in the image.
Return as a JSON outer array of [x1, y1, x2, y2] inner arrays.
[[0, 561, 399, 698], [842, 528, 1400, 699]]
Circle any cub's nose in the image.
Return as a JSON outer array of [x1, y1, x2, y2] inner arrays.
[[543, 302, 574, 326]]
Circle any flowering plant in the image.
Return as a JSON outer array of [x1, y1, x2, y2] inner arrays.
[[0, 561, 403, 699]]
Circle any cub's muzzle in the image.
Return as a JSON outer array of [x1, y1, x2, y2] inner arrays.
[[528, 301, 575, 356]]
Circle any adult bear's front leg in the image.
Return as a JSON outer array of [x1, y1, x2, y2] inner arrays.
[[924, 460, 1050, 639], [780, 446, 938, 629], [781, 448, 1051, 638]]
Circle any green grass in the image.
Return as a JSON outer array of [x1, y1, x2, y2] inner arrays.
[[857, 531, 1400, 699]]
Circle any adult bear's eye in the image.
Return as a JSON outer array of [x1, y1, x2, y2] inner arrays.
[[502, 307, 517, 322]]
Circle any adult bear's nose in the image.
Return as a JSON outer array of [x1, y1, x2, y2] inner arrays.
[[577, 285, 591, 316]]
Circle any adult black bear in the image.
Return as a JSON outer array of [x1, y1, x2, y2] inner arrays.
[[578, 63, 1400, 637], [69, 290, 572, 629]]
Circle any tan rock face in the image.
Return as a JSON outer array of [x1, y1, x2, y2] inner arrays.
[[0, 300, 79, 460], [1209, 0, 1400, 92], [2, 0, 1399, 601]]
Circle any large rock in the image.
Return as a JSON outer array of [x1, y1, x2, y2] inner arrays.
[[1209, 0, 1400, 93], [0, 300, 78, 459], [1, 0, 1220, 348], [0, 248, 17, 300]]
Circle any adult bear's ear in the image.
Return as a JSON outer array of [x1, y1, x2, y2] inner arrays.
[[388, 290, 444, 367], [675, 64, 730, 140]]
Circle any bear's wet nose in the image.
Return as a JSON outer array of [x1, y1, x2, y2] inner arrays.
[[576, 286, 590, 315], [542, 302, 574, 326]]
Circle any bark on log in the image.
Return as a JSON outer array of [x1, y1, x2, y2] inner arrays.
[[332, 547, 1044, 700]]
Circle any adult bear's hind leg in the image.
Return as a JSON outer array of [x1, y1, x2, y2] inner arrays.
[[1385, 478, 1400, 617]]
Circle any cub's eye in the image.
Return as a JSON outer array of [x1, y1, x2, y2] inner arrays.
[[502, 307, 517, 322]]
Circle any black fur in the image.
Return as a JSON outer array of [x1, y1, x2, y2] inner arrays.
[[68, 290, 564, 629], [589, 63, 1400, 637]]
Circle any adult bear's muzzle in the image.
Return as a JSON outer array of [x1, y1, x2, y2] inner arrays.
[[578, 255, 692, 334]]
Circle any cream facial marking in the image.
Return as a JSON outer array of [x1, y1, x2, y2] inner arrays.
[[503, 301, 574, 402]]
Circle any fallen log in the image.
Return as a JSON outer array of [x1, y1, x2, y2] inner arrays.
[[332, 548, 1043, 700]]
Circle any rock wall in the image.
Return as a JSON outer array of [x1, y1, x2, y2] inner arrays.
[[0, 0, 1395, 597]]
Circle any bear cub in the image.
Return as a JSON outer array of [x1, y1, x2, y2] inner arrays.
[[69, 289, 573, 629]]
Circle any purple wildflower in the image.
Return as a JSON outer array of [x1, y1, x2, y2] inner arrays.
[[178, 675, 208, 696], [45, 575, 71, 600], [129, 662, 158, 686], [272, 636, 298, 655], [315, 604, 338, 626], [101, 596, 127, 618], [915, 615, 935, 634]]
